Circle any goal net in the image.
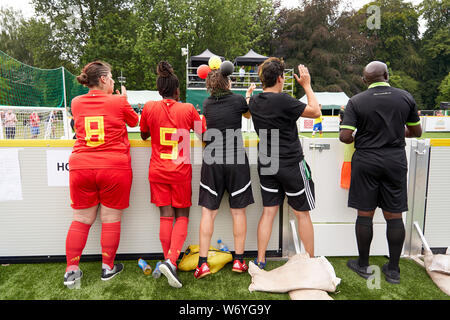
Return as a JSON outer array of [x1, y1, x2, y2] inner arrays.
[[0, 106, 70, 139], [0, 49, 87, 139]]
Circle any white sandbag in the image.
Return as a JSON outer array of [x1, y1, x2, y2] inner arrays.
[[248, 254, 341, 293], [289, 289, 333, 300], [426, 254, 450, 275]]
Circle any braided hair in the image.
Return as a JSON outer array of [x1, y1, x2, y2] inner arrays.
[[156, 61, 179, 98]]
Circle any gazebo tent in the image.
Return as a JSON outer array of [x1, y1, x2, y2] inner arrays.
[[126, 90, 162, 105], [190, 49, 224, 67], [234, 49, 268, 66], [300, 92, 350, 110]]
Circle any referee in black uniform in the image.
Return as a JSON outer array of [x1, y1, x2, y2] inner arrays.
[[249, 57, 320, 268], [340, 61, 422, 284]]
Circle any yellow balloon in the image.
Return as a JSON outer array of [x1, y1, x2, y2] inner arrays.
[[208, 56, 221, 70]]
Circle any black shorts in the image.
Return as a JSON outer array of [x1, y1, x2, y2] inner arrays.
[[348, 148, 408, 213], [198, 157, 254, 210], [258, 159, 315, 212]]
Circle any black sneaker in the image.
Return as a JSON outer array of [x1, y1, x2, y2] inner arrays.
[[346, 259, 373, 279], [101, 263, 124, 281], [382, 263, 400, 284], [159, 259, 182, 288], [63, 269, 83, 287]]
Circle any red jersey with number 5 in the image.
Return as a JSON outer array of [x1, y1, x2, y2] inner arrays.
[[140, 99, 206, 183], [69, 90, 139, 170]]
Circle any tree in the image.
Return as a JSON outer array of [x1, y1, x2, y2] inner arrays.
[[419, 0, 450, 108], [356, 0, 422, 79], [272, 0, 375, 97], [436, 72, 450, 105]]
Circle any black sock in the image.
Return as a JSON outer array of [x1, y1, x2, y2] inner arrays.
[[198, 256, 207, 267], [386, 218, 405, 272], [234, 254, 244, 263], [355, 216, 373, 267]]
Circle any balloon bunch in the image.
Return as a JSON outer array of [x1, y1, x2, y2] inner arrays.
[[197, 56, 234, 79]]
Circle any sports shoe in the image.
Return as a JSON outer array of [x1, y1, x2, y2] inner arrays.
[[253, 258, 266, 270], [232, 259, 248, 273], [194, 262, 211, 279], [346, 259, 372, 279], [159, 259, 182, 288], [63, 269, 83, 287], [382, 263, 400, 284], [152, 261, 162, 279], [101, 263, 124, 281]]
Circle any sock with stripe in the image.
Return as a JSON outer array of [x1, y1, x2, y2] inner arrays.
[[159, 216, 174, 260], [167, 216, 189, 267], [65, 221, 91, 272], [101, 221, 121, 270]]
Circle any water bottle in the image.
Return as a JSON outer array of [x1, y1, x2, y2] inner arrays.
[[138, 258, 152, 275], [152, 261, 162, 279], [217, 239, 229, 252]]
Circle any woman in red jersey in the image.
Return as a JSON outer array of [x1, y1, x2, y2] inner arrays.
[[140, 61, 206, 288], [64, 61, 139, 288]]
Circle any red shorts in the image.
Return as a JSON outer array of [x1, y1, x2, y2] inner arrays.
[[150, 181, 192, 208], [70, 169, 133, 210]]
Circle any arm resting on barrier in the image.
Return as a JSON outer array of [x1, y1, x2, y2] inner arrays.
[[339, 128, 354, 144], [405, 124, 422, 138]]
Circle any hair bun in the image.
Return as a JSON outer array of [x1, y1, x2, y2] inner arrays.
[[76, 72, 89, 85], [157, 61, 174, 78]]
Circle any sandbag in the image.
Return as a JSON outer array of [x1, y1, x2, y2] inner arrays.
[[425, 254, 450, 275], [248, 254, 341, 293], [178, 244, 232, 273], [289, 289, 333, 300], [424, 253, 450, 296]]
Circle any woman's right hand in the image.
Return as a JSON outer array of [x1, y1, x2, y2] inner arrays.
[[246, 83, 256, 96]]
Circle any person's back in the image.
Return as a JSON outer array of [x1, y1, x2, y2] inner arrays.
[[339, 61, 421, 285], [203, 92, 248, 162], [141, 99, 200, 183], [249, 92, 304, 165], [343, 84, 420, 150], [70, 91, 138, 169]]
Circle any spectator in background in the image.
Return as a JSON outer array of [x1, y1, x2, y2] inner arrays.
[[239, 66, 246, 85], [30, 111, 40, 139], [5, 109, 18, 139]]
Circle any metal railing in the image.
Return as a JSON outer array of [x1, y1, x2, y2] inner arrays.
[[187, 67, 294, 96]]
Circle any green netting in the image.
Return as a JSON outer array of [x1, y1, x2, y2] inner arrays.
[[0, 50, 87, 108]]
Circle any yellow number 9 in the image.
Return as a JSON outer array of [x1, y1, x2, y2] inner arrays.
[[160, 127, 178, 160], [85, 116, 105, 147]]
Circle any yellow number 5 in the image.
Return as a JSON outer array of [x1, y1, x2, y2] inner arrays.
[[85, 116, 105, 147], [160, 127, 178, 160]]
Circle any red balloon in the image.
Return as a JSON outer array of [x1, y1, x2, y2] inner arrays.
[[197, 64, 211, 79]]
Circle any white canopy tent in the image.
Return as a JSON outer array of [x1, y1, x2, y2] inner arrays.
[[300, 92, 350, 111], [126, 90, 162, 105]]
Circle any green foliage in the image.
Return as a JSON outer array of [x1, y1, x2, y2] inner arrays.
[[0, 0, 448, 106], [436, 72, 450, 105], [389, 69, 423, 107]]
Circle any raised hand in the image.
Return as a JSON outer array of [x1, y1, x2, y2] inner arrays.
[[294, 64, 311, 88]]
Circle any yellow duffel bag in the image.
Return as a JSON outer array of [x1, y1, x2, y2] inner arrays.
[[178, 244, 233, 273]]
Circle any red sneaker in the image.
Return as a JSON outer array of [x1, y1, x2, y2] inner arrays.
[[232, 259, 248, 273], [194, 262, 211, 279]]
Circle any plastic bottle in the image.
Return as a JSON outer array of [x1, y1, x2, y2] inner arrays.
[[152, 261, 162, 279], [138, 258, 152, 275], [217, 239, 229, 252]]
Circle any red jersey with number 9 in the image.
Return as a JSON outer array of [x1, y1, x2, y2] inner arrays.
[[69, 90, 139, 170], [140, 99, 206, 184]]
